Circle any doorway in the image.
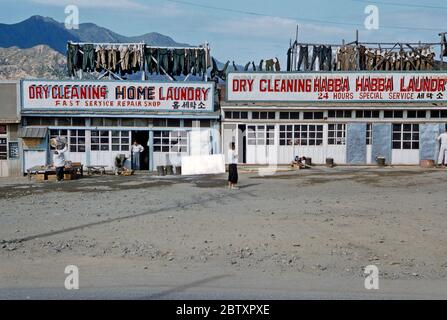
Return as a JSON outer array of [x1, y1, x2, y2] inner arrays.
[[238, 124, 247, 163], [131, 131, 149, 170]]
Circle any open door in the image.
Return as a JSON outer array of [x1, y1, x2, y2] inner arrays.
[[131, 131, 149, 170], [238, 124, 246, 163]]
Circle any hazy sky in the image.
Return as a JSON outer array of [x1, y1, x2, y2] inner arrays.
[[1, 0, 447, 65]]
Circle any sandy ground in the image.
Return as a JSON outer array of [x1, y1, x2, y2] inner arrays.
[[0, 166, 447, 299]]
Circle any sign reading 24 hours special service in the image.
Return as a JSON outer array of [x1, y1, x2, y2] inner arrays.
[[227, 72, 447, 102], [21, 80, 214, 111]]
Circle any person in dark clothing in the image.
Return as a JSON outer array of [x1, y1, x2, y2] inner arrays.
[[227, 142, 238, 189]]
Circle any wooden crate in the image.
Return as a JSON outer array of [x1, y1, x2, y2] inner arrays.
[[34, 173, 47, 181], [64, 173, 76, 180], [47, 174, 57, 181]]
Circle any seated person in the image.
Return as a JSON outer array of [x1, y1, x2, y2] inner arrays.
[[291, 156, 307, 168]]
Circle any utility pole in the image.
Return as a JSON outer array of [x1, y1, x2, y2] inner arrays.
[[439, 32, 447, 70]]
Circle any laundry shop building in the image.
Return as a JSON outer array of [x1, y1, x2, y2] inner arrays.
[[221, 72, 447, 166], [19, 79, 220, 172]]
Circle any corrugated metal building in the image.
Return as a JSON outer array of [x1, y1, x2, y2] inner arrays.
[[0, 81, 21, 177]]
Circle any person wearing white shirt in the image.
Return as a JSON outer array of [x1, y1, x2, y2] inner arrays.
[[131, 141, 144, 170], [227, 142, 239, 189], [437, 131, 447, 167], [52, 144, 68, 181]]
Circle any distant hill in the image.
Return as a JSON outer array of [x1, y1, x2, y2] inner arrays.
[[0, 15, 191, 54], [0, 45, 66, 80]]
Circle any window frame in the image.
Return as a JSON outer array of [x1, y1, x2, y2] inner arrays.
[[153, 130, 189, 153], [328, 123, 346, 145], [392, 123, 419, 150]]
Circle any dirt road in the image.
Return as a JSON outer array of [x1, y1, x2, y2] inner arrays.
[[1, 167, 447, 299]]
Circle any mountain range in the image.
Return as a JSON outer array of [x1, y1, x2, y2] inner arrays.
[[0, 15, 241, 80], [0, 15, 190, 54]]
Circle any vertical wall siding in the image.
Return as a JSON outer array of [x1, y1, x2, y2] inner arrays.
[[420, 124, 441, 161], [371, 123, 392, 165], [346, 123, 367, 164]]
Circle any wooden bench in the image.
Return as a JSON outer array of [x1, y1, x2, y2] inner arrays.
[[27, 164, 84, 180]]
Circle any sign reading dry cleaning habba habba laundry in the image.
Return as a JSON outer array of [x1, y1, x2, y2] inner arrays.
[[21, 80, 214, 111], [227, 72, 447, 102]]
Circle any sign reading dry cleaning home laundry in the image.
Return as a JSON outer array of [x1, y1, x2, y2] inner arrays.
[[21, 80, 214, 111], [227, 72, 447, 102]]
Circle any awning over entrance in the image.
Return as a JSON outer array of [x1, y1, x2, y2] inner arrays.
[[19, 126, 48, 138]]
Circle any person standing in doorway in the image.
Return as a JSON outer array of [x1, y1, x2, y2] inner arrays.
[[228, 142, 239, 189], [437, 131, 447, 168], [131, 140, 144, 170], [53, 143, 68, 182]]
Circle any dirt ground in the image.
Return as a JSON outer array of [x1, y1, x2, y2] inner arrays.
[[1, 166, 447, 299]]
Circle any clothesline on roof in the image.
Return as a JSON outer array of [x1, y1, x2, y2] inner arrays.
[[290, 41, 441, 48], [67, 41, 208, 51]]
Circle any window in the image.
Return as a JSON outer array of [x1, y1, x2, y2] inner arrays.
[[303, 112, 324, 120], [183, 119, 193, 127], [91, 130, 109, 151], [72, 118, 85, 126], [49, 129, 68, 150], [0, 138, 7, 160], [366, 123, 372, 145], [69, 130, 86, 152], [328, 124, 346, 145], [134, 119, 150, 127], [0, 125, 6, 134], [200, 120, 211, 128], [121, 119, 135, 127], [279, 112, 300, 120], [252, 112, 275, 120], [91, 118, 104, 127], [384, 110, 403, 118], [111, 131, 130, 151], [225, 111, 248, 119], [153, 131, 188, 152], [167, 119, 181, 127], [153, 119, 167, 127], [25, 117, 41, 126], [40, 118, 56, 126], [247, 125, 275, 145], [328, 110, 352, 118], [355, 110, 380, 118], [104, 118, 119, 127], [8, 142, 19, 159], [393, 124, 419, 150], [279, 124, 323, 146], [407, 110, 426, 118], [430, 110, 447, 118], [57, 118, 72, 126]]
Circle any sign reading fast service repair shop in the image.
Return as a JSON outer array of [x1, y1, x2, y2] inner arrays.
[[21, 80, 214, 111], [227, 72, 447, 102]]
